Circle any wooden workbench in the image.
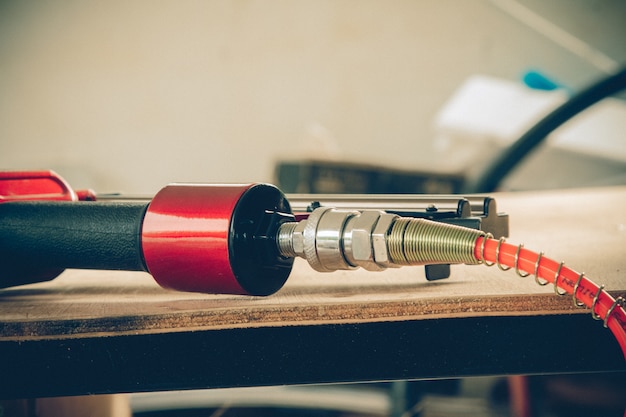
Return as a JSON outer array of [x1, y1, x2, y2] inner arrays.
[[1, 187, 624, 399]]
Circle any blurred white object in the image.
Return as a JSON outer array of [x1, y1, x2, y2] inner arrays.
[[551, 98, 626, 162], [433, 75, 566, 172], [131, 385, 389, 416], [433, 75, 626, 189]]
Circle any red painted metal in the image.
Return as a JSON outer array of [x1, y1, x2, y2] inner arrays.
[[0, 170, 78, 202], [141, 184, 253, 295]]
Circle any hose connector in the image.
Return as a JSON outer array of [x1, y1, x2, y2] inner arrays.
[[277, 207, 485, 272]]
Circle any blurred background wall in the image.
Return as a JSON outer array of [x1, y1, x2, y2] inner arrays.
[[1, 0, 625, 194]]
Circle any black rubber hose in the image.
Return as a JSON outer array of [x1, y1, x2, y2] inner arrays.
[[0, 201, 149, 288], [467, 66, 626, 193]]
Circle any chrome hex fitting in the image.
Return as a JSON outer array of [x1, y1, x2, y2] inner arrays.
[[277, 208, 398, 272], [342, 210, 394, 271], [370, 213, 399, 267]]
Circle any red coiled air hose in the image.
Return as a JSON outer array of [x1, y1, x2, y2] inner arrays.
[[475, 236, 626, 359]]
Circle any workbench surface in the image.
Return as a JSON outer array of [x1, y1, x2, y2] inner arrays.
[[1, 187, 625, 398]]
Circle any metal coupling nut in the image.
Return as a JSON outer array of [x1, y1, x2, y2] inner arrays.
[[343, 211, 398, 271], [276, 208, 399, 273], [371, 213, 399, 267]]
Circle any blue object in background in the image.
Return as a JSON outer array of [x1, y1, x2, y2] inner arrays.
[[522, 69, 564, 91]]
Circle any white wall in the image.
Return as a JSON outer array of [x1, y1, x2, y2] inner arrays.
[[1, 0, 625, 193]]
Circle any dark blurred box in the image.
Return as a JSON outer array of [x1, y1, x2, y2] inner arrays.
[[275, 160, 464, 194]]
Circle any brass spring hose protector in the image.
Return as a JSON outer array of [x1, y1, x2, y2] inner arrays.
[[387, 218, 484, 266]]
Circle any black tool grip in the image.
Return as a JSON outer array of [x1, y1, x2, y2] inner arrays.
[[0, 201, 149, 288]]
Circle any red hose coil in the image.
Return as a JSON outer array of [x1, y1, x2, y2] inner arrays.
[[475, 236, 626, 359]]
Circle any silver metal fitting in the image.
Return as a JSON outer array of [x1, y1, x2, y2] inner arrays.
[[277, 207, 484, 273], [304, 207, 358, 272], [371, 213, 398, 267], [343, 210, 393, 271], [277, 208, 398, 272]]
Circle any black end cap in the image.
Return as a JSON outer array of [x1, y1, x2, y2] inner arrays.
[[229, 184, 295, 296]]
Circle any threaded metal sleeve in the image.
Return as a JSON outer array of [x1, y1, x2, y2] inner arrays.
[[388, 218, 484, 266], [277, 222, 298, 258]]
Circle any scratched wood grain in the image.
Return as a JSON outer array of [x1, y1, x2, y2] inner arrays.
[[1, 186, 624, 340]]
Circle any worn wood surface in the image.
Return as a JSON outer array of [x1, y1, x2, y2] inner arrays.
[[0, 186, 624, 340]]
